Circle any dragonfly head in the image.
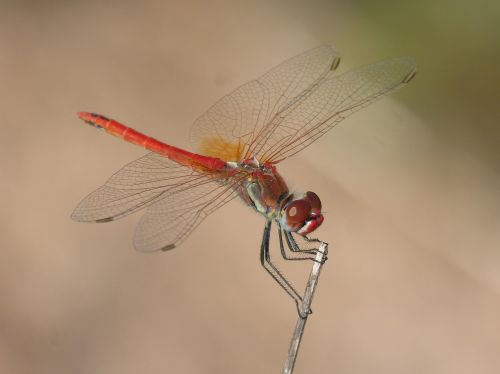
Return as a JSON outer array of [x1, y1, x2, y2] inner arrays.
[[279, 191, 324, 235]]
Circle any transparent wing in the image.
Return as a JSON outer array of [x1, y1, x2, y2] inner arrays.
[[133, 174, 242, 252], [256, 57, 417, 162], [71, 152, 228, 223], [72, 152, 244, 251], [190, 45, 340, 162]]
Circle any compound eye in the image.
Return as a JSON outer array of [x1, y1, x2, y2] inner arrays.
[[286, 199, 311, 226], [306, 191, 322, 214]]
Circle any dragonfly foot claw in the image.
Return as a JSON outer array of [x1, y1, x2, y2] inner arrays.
[[295, 301, 313, 318], [313, 255, 328, 264]]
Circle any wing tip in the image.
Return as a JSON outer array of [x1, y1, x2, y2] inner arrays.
[[70, 210, 115, 223], [133, 242, 176, 253], [70, 210, 85, 222], [393, 56, 417, 83]]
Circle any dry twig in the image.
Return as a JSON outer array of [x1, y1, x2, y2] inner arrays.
[[283, 241, 329, 374]]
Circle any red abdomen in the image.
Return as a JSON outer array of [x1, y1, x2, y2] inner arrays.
[[77, 112, 227, 172]]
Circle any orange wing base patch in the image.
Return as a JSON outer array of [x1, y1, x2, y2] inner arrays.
[[199, 137, 244, 162]]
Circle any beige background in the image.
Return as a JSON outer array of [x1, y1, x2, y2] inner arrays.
[[1, 0, 499, 373]]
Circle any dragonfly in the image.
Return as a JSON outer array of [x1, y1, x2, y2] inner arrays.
[[72, 45, 416, 315]]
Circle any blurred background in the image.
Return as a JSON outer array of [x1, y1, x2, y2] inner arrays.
[[0, 0, 499, 373]]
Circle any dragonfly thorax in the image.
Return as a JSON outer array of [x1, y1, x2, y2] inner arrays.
[[233, 160, 324, 236], [235, 160, 289, 219]]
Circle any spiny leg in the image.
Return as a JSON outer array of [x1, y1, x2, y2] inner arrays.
[[286, 230, 328, 264], [278, 225, 317, 261], [260, 220, 309, 317], [279, 225, 327, 264]]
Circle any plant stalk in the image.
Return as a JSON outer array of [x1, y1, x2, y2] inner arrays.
[[283, 241, 328, 374]]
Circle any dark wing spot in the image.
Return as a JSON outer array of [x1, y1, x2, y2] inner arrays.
[[161, 244, 176, 251], [330, 56, 341, 71], [402, 68, 417, 84], [96, 217, 113, 223]]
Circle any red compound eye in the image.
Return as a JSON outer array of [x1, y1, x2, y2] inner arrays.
[[285, 199, 311, 226], [306, 191, 322, 215]]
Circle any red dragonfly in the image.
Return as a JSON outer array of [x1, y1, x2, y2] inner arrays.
[[73, 45, 416, 314]]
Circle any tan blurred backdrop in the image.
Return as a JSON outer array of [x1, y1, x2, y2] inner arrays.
[[1, 0, 499, 373]]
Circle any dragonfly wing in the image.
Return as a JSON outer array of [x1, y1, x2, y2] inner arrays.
[[71, 152, 225, 223], [258, 57, 417, 163], [190, 45, 340, 162], [133, 175, 240, 252]]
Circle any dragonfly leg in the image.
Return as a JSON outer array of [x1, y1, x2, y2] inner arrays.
[[279, 227, 328, 264], [260, 220, 310, 318]]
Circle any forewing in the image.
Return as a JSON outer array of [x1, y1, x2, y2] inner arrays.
[[71, 152, 225, 223], [259, 57, 417, 162], [190, 45, 340, 162]]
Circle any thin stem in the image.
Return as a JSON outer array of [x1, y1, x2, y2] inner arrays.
[[283, 241, 328, 374]]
